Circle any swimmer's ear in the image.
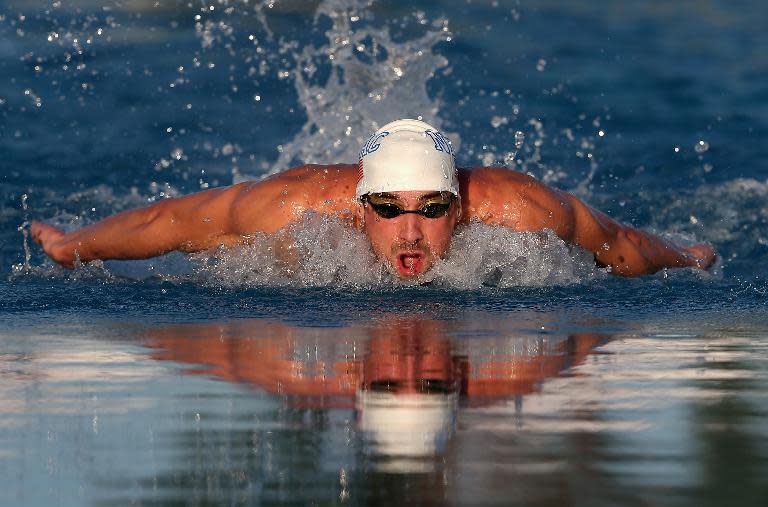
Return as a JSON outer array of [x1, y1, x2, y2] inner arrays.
[[353, 198, 365, 230], [453, 195, 463, 221]]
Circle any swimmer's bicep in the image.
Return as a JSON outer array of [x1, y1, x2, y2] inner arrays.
[[517, 183, 579, 240], [138, 186, 243, 252], [227, 180, 299, 236]]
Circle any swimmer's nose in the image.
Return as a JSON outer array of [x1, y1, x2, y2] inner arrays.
[[397, 213, 424, 243]]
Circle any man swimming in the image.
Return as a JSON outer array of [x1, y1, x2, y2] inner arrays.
[[30, 118, 716, 277]]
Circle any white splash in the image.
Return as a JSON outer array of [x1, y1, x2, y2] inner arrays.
[[240, 0, 455, 177], [192, 213, 386, 287], [191, 215, 599, 288], [426, 223, 599, 288]]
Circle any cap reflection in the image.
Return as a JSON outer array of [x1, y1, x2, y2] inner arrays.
[[356, 322, 460, 471]]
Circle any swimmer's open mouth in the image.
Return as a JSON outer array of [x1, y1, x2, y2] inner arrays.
[[396, 252, 425, 276]]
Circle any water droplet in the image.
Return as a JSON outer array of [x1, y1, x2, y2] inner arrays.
[[490, 116, 508, 129], [514, 131, 525, 149], [694, 139, 709, 153], [536, 58, 546, 71]]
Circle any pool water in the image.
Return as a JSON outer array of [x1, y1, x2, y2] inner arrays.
[[1, 0, 767, 505]]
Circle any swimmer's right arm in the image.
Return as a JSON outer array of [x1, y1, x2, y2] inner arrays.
[[30, 179, 295, 268]]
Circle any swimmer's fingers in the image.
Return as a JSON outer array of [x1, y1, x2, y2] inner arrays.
[[30, 220, 63, 246], [684, 243, 717, 270], [29, 221, 70, 266]]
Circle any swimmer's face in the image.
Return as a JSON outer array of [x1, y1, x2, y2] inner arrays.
[[361, 190, 461, 278]]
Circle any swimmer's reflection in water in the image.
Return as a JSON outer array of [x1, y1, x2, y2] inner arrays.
[[146, 319, 608, 469]]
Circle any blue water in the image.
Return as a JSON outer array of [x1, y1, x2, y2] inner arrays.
[[1, 1, 767, 505]]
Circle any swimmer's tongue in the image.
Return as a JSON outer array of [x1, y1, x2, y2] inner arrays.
[[398, 253, 424, 274]]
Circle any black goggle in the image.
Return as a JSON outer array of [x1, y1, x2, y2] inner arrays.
[[364, 195, 454, 219], [368, 378, 457, 394]]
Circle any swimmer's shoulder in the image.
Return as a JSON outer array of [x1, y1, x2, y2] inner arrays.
[[233, 164, 357, 201], [229, 164, 359, 233], [459, 166, 574, 234], [459, 166, 541, 215], [460, 166, 535, 192], [260, 164, 357, 193]]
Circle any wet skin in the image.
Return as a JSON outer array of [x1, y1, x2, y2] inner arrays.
[[30, 164, 717, 277]]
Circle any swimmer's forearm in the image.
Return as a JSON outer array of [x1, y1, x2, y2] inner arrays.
[[568, 198, 714, 276], [35, 205, 190, 267], [595, 226, 699, 276], [33, 190, 242, 267]]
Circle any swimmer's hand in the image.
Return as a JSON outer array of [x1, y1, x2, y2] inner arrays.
[[682, 243, 717, 270], [30, 220, 73, 268]]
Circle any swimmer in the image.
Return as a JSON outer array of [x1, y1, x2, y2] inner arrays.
[[30, 118, 716, 277]]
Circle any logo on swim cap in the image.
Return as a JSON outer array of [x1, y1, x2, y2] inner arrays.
[[424, 130, 454, 157], [356, 119, 459, 198], [359, 131, 390, 159]]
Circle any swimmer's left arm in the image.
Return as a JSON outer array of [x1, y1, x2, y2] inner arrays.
[[470, 168, 714, 275], [559, 190, 717, 276]]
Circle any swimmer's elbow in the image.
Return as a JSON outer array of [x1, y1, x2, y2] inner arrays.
[[144, 194, 241, 253], [140, 200, 175, 232], [132, 199, 192, 253]]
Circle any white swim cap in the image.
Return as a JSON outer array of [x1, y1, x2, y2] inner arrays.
[[356, 118, 458, 198]]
